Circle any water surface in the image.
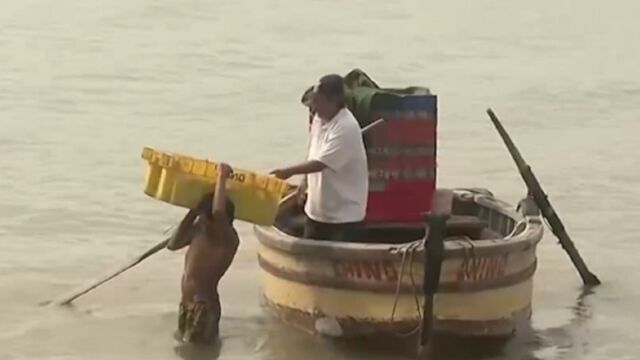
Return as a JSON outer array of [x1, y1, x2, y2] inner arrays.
[[1, 1, 639, 359]]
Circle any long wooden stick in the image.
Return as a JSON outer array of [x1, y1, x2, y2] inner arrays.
[[486, 108, 600, 286], [48, 189, 296, 306], [46, 238, 171, 306], [49, 191, 295, 307]]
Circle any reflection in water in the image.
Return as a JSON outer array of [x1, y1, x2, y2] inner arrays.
[[571, 287, 595, 323], [174, 340, 222, 360], [501, 287, 596, 360]]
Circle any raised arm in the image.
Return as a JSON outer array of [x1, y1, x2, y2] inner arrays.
[[194, 162, 237, 243], [212, 163, 233, 217]]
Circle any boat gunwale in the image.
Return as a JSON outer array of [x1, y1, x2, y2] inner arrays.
[[254, 190, 544, 261]]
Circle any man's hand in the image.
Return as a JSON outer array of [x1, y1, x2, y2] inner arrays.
[[295, 184, 307, 207], [270, 161, 326, 180], [269, 168, 293, 180]]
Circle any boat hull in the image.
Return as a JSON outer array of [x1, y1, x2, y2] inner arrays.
[[254, 190, 543, 338]]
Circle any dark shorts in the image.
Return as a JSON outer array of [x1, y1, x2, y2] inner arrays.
[[303, 217, 363, 242], [177, 296, 221, 343]]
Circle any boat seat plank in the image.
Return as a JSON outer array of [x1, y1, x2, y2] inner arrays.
[[281, 214, 487, 231]]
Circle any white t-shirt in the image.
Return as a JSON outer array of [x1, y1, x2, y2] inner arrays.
[[304, 108, 369, 223]]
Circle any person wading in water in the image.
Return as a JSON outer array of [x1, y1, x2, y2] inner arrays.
[[167, 163, 239, 344]]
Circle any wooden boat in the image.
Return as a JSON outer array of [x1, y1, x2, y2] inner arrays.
[[253, 188, 543, 339]]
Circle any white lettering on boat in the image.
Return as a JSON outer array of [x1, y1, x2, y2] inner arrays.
[[456, 254, 508, 282], [333, 260, 398, 282]]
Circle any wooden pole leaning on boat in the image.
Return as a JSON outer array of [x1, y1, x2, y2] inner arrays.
[[486, 108, 601, 286], [419, 213, 448, 356]]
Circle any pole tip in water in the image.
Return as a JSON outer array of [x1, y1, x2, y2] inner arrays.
[[584, 273, 602, 287]]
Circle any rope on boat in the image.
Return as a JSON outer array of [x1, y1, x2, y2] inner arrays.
[[389, 240, 424, 337], [388, 234, 479, 339], [460, 235, 476, 263]]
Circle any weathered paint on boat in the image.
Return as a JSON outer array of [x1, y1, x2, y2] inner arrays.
[[253, 189, 543, 338]]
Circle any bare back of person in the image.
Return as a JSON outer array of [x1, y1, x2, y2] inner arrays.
[[182, 216, 239, 302]]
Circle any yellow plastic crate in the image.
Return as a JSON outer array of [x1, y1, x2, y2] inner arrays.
[[141, 147, 289, 226]]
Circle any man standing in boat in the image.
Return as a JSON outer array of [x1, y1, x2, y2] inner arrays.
[[270, 74, 368, 241]]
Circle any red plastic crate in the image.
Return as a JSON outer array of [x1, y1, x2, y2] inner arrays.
[[363, 98, 437, 223]]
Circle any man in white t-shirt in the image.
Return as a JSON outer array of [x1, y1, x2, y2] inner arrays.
[[270, 74, 368, 241]]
